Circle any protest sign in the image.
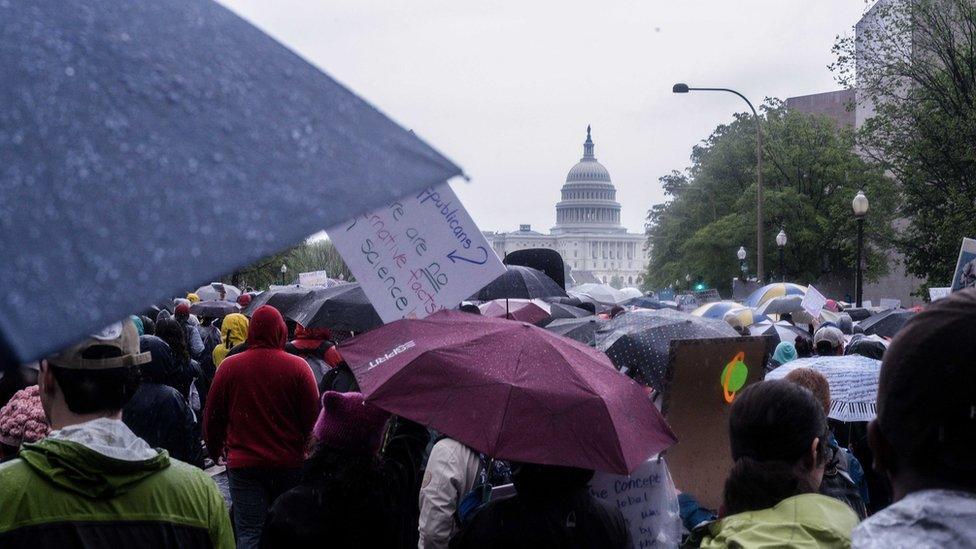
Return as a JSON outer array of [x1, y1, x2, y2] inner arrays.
[[929, 287, 950, 301], [662, 336, 768, 510], [879, 298, 901, 309], [951, 237, 976, 291], [298, 270, 331, 286], [329, 183, 505, 323], [801, 285, 827, 318], [590, 456, 681, 548]]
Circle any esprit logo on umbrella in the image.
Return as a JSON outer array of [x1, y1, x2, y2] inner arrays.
[[720, 351, 749, 404], [367, 340, 417, 370]]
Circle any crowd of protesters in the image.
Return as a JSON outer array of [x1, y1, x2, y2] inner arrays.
[[0, 287, 972, 548]]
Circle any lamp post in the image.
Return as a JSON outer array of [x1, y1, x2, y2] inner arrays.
[[685, 273, 691, 292], [776, 228, 787, 282], [674, 83, 764, 281], [852, 190, 869, 307], [280, 263, 288, 285], [737, 246, 747, 281]]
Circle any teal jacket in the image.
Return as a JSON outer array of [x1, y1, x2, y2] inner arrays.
[[0, 420, 232, 548]]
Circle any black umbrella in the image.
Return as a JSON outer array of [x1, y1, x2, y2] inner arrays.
[[472, 265, 568, 301], [244, 286, 320, 319], [622, 296, 676, 310], [544, 317, 605, 346], [536, 303, 592, 327], [290, 284, 382, 333], [858, 309, 914, 338], [189, 300, 239, 319], [0, 0, 461, 366], [596, 309, 740, 392]]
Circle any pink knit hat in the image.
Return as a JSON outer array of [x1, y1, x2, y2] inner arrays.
[[0, 385, 50, 447], [313, 391, 390, 455]]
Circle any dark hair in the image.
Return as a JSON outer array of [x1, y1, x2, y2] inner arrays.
[[459, 303, 481, 315], [723, 380, 828, 515], [49, 363, 141, 415], [815, 340, 836, 356], [139, 315, 155, 336], [156, 318, 189, 365], [794, 337, 813, 358], [512, 462, 594, 501]]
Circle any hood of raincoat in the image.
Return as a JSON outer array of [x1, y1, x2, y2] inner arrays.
[[772, 341, 797, 365], [220, 313, 249, 349], [137, 335, 180, 384], [18, 418, 169, 499], [853, 489, 976, 548], [247, 305, 287, 350], [291, 324, 333, 351], [697, 493, 857, 548]]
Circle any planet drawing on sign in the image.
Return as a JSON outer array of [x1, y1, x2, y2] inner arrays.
[[720, 351, 748, 404]]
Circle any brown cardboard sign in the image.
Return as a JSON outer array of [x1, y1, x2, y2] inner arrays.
[[662, 336, 769, 510]]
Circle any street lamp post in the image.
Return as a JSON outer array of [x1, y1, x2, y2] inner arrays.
[[674, 83, 764, 281], [737, 246, 747, 281], [776, 228, 787, 282], [280, 263, 288, 285], [685, 273, 691, 292], [852, 190, 869, 307]]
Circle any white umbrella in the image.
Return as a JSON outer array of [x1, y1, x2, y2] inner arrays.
[[570, 283, 625, 305], [766, 355, 881, 422]]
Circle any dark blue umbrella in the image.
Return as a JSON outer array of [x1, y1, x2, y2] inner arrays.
[[0, 0, 461, 365], [472, 265, 568, 301], [858, 309, 914, 338]]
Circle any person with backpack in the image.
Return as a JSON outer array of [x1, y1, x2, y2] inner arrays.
[[783, 367, 870, 519], [285, 325, 335, 386], [418, 437, 482, 548]]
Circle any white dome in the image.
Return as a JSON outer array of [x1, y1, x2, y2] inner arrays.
[[566, 160, 611, 183]]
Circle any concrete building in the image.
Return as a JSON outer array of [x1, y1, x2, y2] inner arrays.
[[485, 127, 648, 287]]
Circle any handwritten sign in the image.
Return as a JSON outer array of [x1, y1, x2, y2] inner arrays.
[[929, 287, 950, 301], [951, 237, 976, 291], [298, 270, 331, 287], [589, 457, 681, 548], [801, 285, 827, 319], [879, 298, 901, 309], [328, 183, 505, 323]]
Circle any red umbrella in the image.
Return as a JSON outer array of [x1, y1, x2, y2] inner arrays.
[[340, 310, 676, 474], [478, 298, 551, 324]]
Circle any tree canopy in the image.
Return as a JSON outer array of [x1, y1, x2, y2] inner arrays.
[[643, 101, 896, 292], [226, 239, 352, 290], [832, 0, 976, 287]]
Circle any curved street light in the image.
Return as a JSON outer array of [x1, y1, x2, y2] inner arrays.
[[674, 83, 765, 281]]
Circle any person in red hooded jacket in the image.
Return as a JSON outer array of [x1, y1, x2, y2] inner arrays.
[[203, 305, 320, 549]]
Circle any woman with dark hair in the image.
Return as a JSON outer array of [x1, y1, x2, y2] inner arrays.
[[690, 380, 858, 547], [155, 317, 202, 402]]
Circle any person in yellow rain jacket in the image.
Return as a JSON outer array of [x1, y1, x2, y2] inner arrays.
[[213, 313, 249, 369]]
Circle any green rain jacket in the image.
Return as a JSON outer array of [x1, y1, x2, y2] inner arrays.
[[693, 493, 858, 548], [0, 418, 233, 548]]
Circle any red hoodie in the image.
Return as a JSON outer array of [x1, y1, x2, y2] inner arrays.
[[204, 305, 320, 469]]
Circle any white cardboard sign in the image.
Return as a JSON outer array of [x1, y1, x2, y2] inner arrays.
[[929, 287, 951, 301], [329, 183, 505, 323], [879, 298, 901, 310], [589, 457, 681, 548], [298, 270, 331, 286], [801, 285, 827, 319]]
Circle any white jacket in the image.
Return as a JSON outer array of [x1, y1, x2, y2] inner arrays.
[[417, 438, 481, 549]]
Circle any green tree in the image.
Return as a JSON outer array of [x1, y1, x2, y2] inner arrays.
[[643, 101, 896, 292], [832, 0, 976, 286], [226, 239, 352, 290]]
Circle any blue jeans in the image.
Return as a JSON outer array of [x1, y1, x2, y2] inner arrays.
[[227, 467, 301, 549]]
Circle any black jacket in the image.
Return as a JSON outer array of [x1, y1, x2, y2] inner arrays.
[[450, 489, 630, 549], [123, 382, 204, 468], [261, 418, 429, 548]]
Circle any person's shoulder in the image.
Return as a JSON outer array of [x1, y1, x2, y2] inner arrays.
[[153, 459, 219, 492], [0, 457, 34, 486]]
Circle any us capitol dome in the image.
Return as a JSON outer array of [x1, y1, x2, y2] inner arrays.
[[485, 126, 648, 287]]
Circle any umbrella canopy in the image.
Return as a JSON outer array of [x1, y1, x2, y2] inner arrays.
[[691, 301, 743, 320], [290, 284, 382, 333], [472, 265, 567, 301], [545, 302, 592, 322], [189, 300, 239, 319], [722, 306, 767, 328], [617, 287, 644, 301], [596, 309, 740, 392], [570, 283, 625, 305], [749, 320, 813, 345], [765, 355, 882, 422], [193, 283, 242, 303], [0, 0, 461, 366], [744, 283, 807, 307], [544, 316, 606, 346], [858, 309, 914, 338], [755, 295, 804, 317], [622, 296, 676, 310], [243, 286, 320, 319], [340, 310, 676, 474], [478, 299, 551, 325]]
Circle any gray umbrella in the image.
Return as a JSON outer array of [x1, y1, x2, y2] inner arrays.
[[0, 0, 461, 365]]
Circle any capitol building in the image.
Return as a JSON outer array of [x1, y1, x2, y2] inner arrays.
[[485, 127, 649, 287]]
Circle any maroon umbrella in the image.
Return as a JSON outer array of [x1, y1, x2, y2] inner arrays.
[[340, 310, 676, 474], [478, 298, 551, 324]]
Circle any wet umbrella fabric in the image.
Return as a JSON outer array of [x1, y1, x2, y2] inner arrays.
[[858, 309, 914, 338], [755, 295, 804, 317], [193, 283, 242, 303], [765, 355, 882, 422], [622, 297, 675, 310], [473, 266, 567, 301], [749, 320, 813, 345], [244, 286, 321, 319], [544, 316, 605, 346], [541, 303, 592, 325], [290, 283, 382, 333], [691, 301, 744, 320], [339, 310, 677, 475], [596, 309, 740, 392], [570, 283, 625, 305], [478, 299, 551, 325], [0, 0, 461, 365], [189, 300, 239, 318], [744, 283, 807, 307]]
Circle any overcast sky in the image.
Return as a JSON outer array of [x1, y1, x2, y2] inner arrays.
[[221, 0, 871, 236]]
